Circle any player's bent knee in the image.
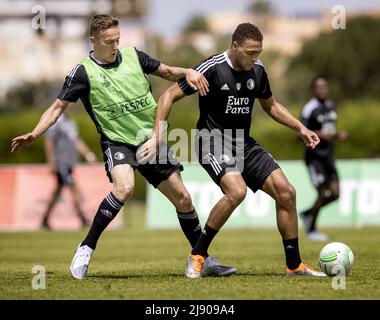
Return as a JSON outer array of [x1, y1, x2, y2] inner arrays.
[[175, 190, 193, 210], [113, 185, 134, 203], [227, 186, 247, 207], [277, 183, 296, 206]]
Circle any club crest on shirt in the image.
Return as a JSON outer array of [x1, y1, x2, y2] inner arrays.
[[99, 73, 111, 87], [114, 152, 125, 160], [247, 79, 255, 90], [219, 154, 235, 166]]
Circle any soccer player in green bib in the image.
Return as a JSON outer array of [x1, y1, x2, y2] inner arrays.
[[11, 15, 236, 279]]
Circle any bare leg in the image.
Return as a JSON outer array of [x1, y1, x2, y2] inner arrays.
[[261, 168, 301, 269], [68, 182, 88, 226], [308, 180, 339, 231], [158, 170, 201, 248], [157, 170, 193, 212], [261, 169, 298, 240], [207, 173, 247, 230], [190, 172, 247, 258], [41, 184, 63, 228], [81, 164, 134, 250]]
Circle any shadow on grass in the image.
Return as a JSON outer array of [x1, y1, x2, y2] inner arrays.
[[86, 271, 284, 280], [87, 273, 184, 280]]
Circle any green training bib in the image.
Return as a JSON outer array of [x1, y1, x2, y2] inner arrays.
[[81, 46, 156, 145]]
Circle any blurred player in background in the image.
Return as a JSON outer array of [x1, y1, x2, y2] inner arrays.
[[11, 14, 235, 279], [140, 23, 326, 278], [41, 110, 97, 230], [300, 76, 348, 241]]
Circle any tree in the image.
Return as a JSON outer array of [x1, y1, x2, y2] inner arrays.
[[286, 15, 380, 103], [248, 1, 274, 16], [182, 15, 209, 34]]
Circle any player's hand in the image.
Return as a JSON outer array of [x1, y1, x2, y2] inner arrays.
[[299, 126, 320, 149], [11, 133, 36, 153], [337, 130, 348, 141], [85, 152, 97, 163], [185, 69, 209, 96], [136, 136, 159, 164]]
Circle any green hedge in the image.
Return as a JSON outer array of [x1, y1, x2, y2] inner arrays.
[[250, 99, 380, 160], [2, 99, 379, 200]]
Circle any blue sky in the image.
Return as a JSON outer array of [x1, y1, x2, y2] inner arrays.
[[145, 0, 380, 37]]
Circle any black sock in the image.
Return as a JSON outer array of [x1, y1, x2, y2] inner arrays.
[[309, 218, 316, 232], [82, 192, 123, 250], [303, 209, 312, 216], [177, 209, 202, 248], [283, 238, 302, 270], [302, 209, 316, 232], [191, 224, 218, 257]]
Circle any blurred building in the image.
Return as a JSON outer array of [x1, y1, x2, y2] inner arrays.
[[172, 8, 380, 57], [0, 0, 148, 102], [207, 11, 329, 56], [1, 0, 379, 105]]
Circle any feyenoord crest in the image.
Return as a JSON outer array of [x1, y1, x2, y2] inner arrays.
[[219, 154, 235, 166], [236, 83, 241, 91], [114, 152, 125, 160], [247, 79, 255, 90]]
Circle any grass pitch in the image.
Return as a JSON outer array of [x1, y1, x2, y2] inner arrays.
[[1, 203, 379, 300]]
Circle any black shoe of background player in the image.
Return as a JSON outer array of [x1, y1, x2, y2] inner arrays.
[[41, 218, 51, 230], [299, 210, 313, 233]]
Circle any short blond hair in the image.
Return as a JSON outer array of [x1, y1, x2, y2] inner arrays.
[[90, 14, 119, 37]]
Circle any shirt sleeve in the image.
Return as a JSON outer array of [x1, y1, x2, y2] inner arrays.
[[135, 48, 161, 74], [57, 64, 89, 102], [177, 59, 214, 96], [256, 68, 272, 99], [302, 108, 320, 130], [177, 76, 196, 95]]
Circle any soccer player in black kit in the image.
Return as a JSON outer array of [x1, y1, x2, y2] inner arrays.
[[300, 76, 348, 241], [138, 23, 326, 278]]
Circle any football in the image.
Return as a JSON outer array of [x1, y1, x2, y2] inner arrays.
[[319, 242, 354, 276]]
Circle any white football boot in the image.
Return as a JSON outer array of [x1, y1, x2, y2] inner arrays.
[[70, 244, 94, 279], [185, 254, 205, 279], [307, 230, 329, 241]]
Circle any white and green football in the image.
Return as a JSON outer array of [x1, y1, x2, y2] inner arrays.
[[319, 242, 354, 276]]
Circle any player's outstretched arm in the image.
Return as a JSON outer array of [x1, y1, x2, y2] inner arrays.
[[154, 83, 186, 140], [136, 83, 186, 163], [11, 99, 70, 153], [76, 139, 97, 163], [153, 63, 209, 96], [259, 96, 320, 149]]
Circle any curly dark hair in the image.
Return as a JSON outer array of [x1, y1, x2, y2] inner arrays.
[[90, 14, 119, 37], [232, 23, 263, 45]]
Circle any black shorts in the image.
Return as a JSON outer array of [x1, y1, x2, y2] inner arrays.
[[56, 167, 74, 186], [305, 156, 339, 188], [100, 138, 183, 188], [196, 132, 280, 193]]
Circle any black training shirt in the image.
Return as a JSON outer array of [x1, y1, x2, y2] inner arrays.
[[178, 51, 272, 141]]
